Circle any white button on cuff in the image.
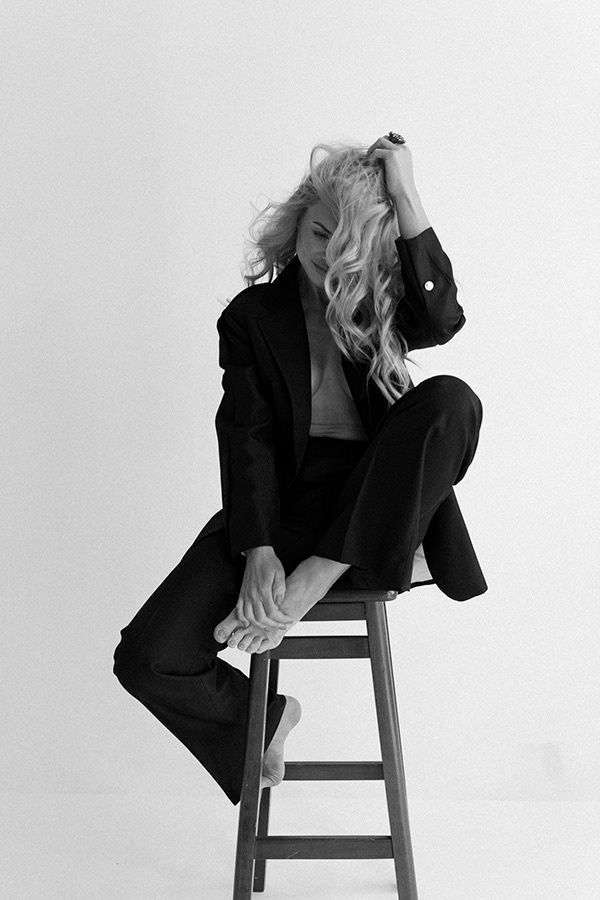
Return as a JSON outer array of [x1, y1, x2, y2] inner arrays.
[[424, 280, 434, 291]]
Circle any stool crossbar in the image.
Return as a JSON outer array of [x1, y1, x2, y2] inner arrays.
[[231, 589, 419, 899]]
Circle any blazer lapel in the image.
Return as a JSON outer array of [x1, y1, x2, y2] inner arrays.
[[257, 255, 394, 465], [256, 257, 312, 468]]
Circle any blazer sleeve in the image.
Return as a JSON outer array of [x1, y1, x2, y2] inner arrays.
[[393, 226, 466, 351], [214, 305, 281, 559]]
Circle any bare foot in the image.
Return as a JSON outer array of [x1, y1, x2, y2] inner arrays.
[[213, 610, 287, 651], [244, 556, 350, 654], [213, 607, 250, 646], [261, 695, 302, 789], [228, 621, 283, 653], [213, 601, 292, 648]]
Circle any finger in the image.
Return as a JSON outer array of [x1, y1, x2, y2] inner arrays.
[[365, 138, 382, 157], [250, 596, 292, 628], [262, 614, 290, 629], [261, 594, 292, 626], [236, 597, 249, 626], [366, 135, 395, 157], [237, 632, 255, 652], [244, 598, 282, 629], [254, 603, 293, 629], [271, 571, 287, 607], [261, 575, 292, 621]]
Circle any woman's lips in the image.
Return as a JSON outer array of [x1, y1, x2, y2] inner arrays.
[[314, 262, 327, 273]]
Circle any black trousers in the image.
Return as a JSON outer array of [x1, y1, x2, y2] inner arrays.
[[112, 374, 483, 805]]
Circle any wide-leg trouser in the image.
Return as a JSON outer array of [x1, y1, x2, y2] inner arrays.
[[112, 374, 483, 805]]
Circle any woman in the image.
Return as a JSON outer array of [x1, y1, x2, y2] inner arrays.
[[113, 133, 487, 804]]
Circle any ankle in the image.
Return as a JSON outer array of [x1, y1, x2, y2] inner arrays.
[[304, 555, 350, 583]]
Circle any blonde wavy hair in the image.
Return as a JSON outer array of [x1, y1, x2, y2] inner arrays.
[[240, 142, 418, 404]]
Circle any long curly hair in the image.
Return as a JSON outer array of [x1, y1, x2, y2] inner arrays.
[[241, 142, 416, 404]]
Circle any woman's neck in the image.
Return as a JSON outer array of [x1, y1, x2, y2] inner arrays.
[[297, 264, 329, 311]]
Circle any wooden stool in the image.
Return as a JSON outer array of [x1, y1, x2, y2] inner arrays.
[[232, 589, 419, 899]]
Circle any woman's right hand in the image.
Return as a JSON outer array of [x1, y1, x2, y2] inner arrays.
[[236, 546, 294, 630]]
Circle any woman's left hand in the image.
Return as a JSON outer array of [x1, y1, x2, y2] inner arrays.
[[365, 134, 417, 198]]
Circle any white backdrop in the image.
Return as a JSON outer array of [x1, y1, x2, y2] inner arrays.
[[3, 1, 599, 897]]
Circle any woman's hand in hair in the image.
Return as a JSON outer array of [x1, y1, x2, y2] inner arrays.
[[365, 134, 417, 200], [236, 547, 294, 631], [366, 135, 431, 238]]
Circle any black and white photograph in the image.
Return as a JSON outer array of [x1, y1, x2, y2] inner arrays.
[[3, 1, 598, 897]]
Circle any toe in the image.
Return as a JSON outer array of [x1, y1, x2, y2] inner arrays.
[[214, 625, 229, 643], [237, 632, 254, 651], [245, 635, 264, 654], [214, 611, 239, 643], [227, 630, 243, 649]]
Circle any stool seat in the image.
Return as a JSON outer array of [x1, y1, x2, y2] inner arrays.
[[232, 588, 419, 899], [309, 588, 397, 602]]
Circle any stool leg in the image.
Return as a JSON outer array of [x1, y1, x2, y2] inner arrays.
[[232, 652, 271, 900], [253, 658, 279, 892], [365, 601, 419, 900]]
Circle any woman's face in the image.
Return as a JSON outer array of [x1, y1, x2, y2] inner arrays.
[[295, 201, 337, 286]]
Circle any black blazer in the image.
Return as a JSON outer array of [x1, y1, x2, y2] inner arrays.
[[196, 226, 487, 601]]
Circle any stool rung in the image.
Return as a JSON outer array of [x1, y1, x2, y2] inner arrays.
[[323, 590, 398, 602], [270, 635, 369, 659], [302, 602, 366, 621], [256, 835, 393, 859], [284, 761, 384, 780]]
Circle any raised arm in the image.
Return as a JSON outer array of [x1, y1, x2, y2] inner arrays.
[[366, 134, 466, 351], [393, 225, 466, 350]]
